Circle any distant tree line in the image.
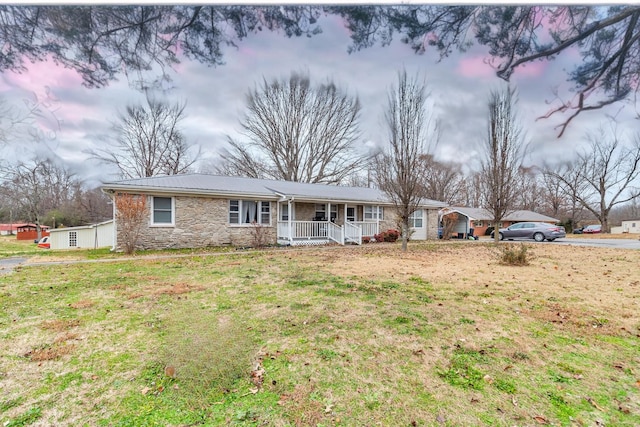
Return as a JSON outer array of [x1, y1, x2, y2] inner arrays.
[[0, 158, 112, 231]]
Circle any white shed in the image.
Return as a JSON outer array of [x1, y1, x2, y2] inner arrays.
[[611, 219, 640, 234], [49, 220, 114, 250]]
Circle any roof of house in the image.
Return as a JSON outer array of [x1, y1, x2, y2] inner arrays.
[[442, 207, 560, 223], [49, 220, 114, 233], [102, 174, 447, 208], [0, 223, 50, 231]]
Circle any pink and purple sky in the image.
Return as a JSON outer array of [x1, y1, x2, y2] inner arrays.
[[0, 11, 637, 186]]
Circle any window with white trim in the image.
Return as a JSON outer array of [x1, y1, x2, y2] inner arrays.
[[314, 204, 337, 221], [314, 204, 326, 221], [346, 207, 356, 222], [364, 205, 384, 220], [69, 231, 77, 247], [409, 210, 423, 228], [229, 200, 271, 225], [474, 221, 483, 227], [152, 197, 174, 225]]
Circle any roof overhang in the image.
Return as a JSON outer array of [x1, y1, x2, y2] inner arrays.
[[101, 183, 445, 208]]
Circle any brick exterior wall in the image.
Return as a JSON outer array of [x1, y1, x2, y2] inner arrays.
[[119, 195, 277, 251], [116, 194, 441, 251]]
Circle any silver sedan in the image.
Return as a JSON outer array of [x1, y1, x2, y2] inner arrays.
[[491, 222, 566, 242]]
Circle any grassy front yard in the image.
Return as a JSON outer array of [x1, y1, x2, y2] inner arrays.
[[0, 241, 639, 426]]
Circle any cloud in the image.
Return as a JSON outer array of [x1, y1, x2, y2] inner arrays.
[[1, 10, 638, 187]]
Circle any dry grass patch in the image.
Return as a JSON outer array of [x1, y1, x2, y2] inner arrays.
[[69, 299, 95, 309], [24, 342, 76, 362], [279, 383, 327, 427], [40, 319, 80, 332], [154, 282, 204, 296]]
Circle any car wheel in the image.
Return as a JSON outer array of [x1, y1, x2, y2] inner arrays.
[[533, 232, 544, 242], [499, 232, 504, 241]]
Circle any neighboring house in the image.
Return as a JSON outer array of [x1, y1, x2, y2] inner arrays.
[[611, 219, 640, 234], [440, 207, 560, 238], [48, 220, 114, 250], [15, 224, 50, 241], [101, 174, 446, 250], [0, 224, 20, 236]]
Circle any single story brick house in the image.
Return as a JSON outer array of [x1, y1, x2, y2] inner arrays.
[[440, 206, 560, 238], [101, 174, 447, 250]]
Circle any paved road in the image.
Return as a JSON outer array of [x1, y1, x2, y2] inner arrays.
[[555, 238, 640, 250], [0, 257, 28, 274], [476, 236, 640, 249]]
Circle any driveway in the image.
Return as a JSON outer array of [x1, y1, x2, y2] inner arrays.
[[476, 236, 640, 249], [556, 237, 640, 250], [0, 257, 28, 274]]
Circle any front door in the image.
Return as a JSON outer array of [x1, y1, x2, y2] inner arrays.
[[410, 209, 426, 240]]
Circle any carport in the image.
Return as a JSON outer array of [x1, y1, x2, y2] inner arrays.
[[439, 208, 474, 239]]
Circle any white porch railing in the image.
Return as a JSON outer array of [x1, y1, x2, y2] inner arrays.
[[277, 220, 378, 245], [344, 221, 362, 245], [327, 222, 343, 244], [279, 220, 328, 240], [352, 221, 379, 237]]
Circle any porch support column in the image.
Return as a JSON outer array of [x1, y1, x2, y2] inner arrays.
[[328, 202, 332, 222], [426, 209, 429, 240], [288, 199, 293, 244], [343, 204, 347, 223]]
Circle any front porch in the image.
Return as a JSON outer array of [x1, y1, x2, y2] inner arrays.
[[277, 220, 379, 246]]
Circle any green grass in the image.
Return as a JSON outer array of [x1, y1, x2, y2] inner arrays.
[[1, 242, 639, 426]]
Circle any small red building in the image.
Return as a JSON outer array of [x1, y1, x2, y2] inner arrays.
[[15, 224, 50, 241]]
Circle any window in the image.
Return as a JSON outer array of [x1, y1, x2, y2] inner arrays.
[[314, 204, 337, 221], [409, 210, 423, 228], [474, 221, 483, 227], [314, 204, 326, 221], [152, 197, 174, 225], [69, 231, 77, 247], [346, 207, 356, 222], [260, 201, 270, 224], [281, 204, 289, 221], [229, 200, 240, 224], [229, 200, 270, 225], [364, 206, 384, 220]]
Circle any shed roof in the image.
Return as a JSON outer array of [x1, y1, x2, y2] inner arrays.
[[442, 207, 560, 223], [102, 174, 447, 208]]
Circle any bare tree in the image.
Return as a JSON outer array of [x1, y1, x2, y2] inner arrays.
[[513, 166, 545, 212], [0, 158, 82, 238], [91, 93, 197, 179], [458, 172, 483, 208], [374, 70, 435, 251], [114, 193, 147, 254], [478, 87, 528, 242], [545, 125, 640, 232], [541, 162, 588, 228], [219, 71, 363, 184], [419, 154, 465, 205]]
